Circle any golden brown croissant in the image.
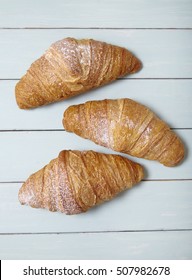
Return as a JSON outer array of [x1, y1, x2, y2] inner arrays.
[[63, 99, 185, 167], [19, 150, 144, 214], [15, 38, 141, 109]]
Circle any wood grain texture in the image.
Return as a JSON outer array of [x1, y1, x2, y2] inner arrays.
[[0, 30, 192, 79], [1, 80, 192, 130], [0, 181, 191, 233], [0, 130, 190, 182], [0, 0, 192, 28], [0, 231, 191, 260]]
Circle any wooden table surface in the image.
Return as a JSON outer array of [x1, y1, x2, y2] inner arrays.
[[0, 0, 192, 260]]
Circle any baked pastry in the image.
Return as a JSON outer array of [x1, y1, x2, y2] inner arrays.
[[19, 150, 144, 214], [15, 38, 141, 109], [63, 99, 184, 166]]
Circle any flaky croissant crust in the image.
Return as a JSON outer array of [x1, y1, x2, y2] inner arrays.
[[15, 38, 141, 109], [63, 99, 185, 167], [19, 150, 144, 214]]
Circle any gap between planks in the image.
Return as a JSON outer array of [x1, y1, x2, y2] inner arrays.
[[1, 229, 192, 236], [1, 78, 192, 81], [0, 179, 191, 184], [0, 128, 191, 132], [1, 27, 192, 30]]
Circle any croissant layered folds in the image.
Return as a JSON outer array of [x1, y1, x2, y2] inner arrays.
[[63, 99, 185, 167], [18, 150, 144, 214], [15, 38, 141, 109]]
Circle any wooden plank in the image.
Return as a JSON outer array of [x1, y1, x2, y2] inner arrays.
[[0, 181, 191, 233], [0, 130, 190, 181], [0, 30, 192, 79], [0, 231, 191, 259], [1, 80, 192, 130], [0, 0, 192, 28]]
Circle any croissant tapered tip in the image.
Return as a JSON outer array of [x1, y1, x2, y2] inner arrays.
[[160, 138, 185, 167], [15, 83, 25, 109], [131, 57, 142, 74], [18, 181, 36, 207], [15, 79, 33, 110], [63, 105, 79, 133], [18, 186, 25, 205], [18, 170, 43, 208], [138, 164, 145, 182]]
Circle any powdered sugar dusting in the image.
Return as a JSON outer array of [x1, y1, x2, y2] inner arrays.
[[58, 152, 83, 214]]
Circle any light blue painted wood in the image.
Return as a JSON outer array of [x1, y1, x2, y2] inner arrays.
[[0, 0, 191, 261], [0, 30, 192, 79], [1, 79, 192, 130], [0, 0, 192, 28], [0, 231, 191, 260], [0, 130, 190, 181], [0, 181, 191, 233]]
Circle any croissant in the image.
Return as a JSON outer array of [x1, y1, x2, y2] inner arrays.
[[63, 99, 185, 167], [15, 38, 141, 109], [18, 150, 144, 214]]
